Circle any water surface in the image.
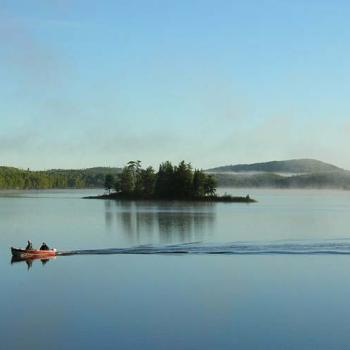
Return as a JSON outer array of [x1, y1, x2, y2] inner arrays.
[[1, 188, 350, 349]]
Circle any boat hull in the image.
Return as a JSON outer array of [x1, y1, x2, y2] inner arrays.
[[11, 247, 57, 259]]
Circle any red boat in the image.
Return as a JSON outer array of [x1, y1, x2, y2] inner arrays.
[[11, 247, 57, 259]]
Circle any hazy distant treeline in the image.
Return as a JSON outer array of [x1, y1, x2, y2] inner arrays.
[[2, 165, 350, 190], [0, 167, 119, 189], [213, 171, 350, 189]]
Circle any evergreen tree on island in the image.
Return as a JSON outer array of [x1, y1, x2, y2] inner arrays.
[[113, 160, 217, 200], [104, 174, 114, 194]]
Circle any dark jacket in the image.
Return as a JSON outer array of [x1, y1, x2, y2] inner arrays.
[[40, 243, 50, 250]]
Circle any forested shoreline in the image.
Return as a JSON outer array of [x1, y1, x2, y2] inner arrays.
[[2, 164, 350, 190], [0, 166, 119, 189]]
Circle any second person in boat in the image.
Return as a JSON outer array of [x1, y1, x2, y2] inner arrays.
[[40, 242, 50, 250]]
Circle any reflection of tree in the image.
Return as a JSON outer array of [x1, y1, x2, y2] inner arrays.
[[119, 211, 133, 238], [105, 211, 113, 229], [104, 201, 113, 230], [136, 211, 156, 241], [193, 213, 215, 240], [108, 200, 216, 245], [157, 212, 193, 243], [118, 204, 157, 243]]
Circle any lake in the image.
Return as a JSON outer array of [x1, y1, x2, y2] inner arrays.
[[1, 188, 350, 349]]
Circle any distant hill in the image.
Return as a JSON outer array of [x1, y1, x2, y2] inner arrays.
[[208, 159, 343, 174], [83, 167, 121, 175]]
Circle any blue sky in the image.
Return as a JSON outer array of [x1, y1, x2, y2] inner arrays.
[[1, 0, 350, 169]]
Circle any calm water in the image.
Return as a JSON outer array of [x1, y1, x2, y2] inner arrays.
[[1, 188, 350, 349]]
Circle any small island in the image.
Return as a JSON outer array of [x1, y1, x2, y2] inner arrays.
[[84, 160, 256, 203]]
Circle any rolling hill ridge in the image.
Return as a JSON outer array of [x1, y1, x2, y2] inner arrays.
[[208, 159, 343, 174]]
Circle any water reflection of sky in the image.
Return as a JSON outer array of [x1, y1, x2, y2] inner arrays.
[[104, 200, 216, 245], [4, 191, 350, 350]]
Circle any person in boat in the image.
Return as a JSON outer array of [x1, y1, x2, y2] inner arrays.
[[25, 240, 33, 250], [40, 242, 50, 250]]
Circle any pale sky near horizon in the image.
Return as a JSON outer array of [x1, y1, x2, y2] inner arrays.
[[1, 0, 350, 170]]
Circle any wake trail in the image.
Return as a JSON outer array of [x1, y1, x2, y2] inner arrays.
[[57, 240, 350, 256]]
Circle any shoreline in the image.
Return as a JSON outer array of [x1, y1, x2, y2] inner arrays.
[[83, 193, 257, 203]]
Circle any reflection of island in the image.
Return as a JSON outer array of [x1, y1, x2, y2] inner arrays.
[[105, 200, 216, 244], [11, 256, 55, 270]]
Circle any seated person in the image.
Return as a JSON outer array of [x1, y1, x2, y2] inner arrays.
[[25, 240, 33, 250], [40, 242, 50, 250]]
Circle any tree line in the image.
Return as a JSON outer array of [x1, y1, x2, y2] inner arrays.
[[104, 160, 217, 199], [0, 162, 217, 195], [0, 167, 108, 189]]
